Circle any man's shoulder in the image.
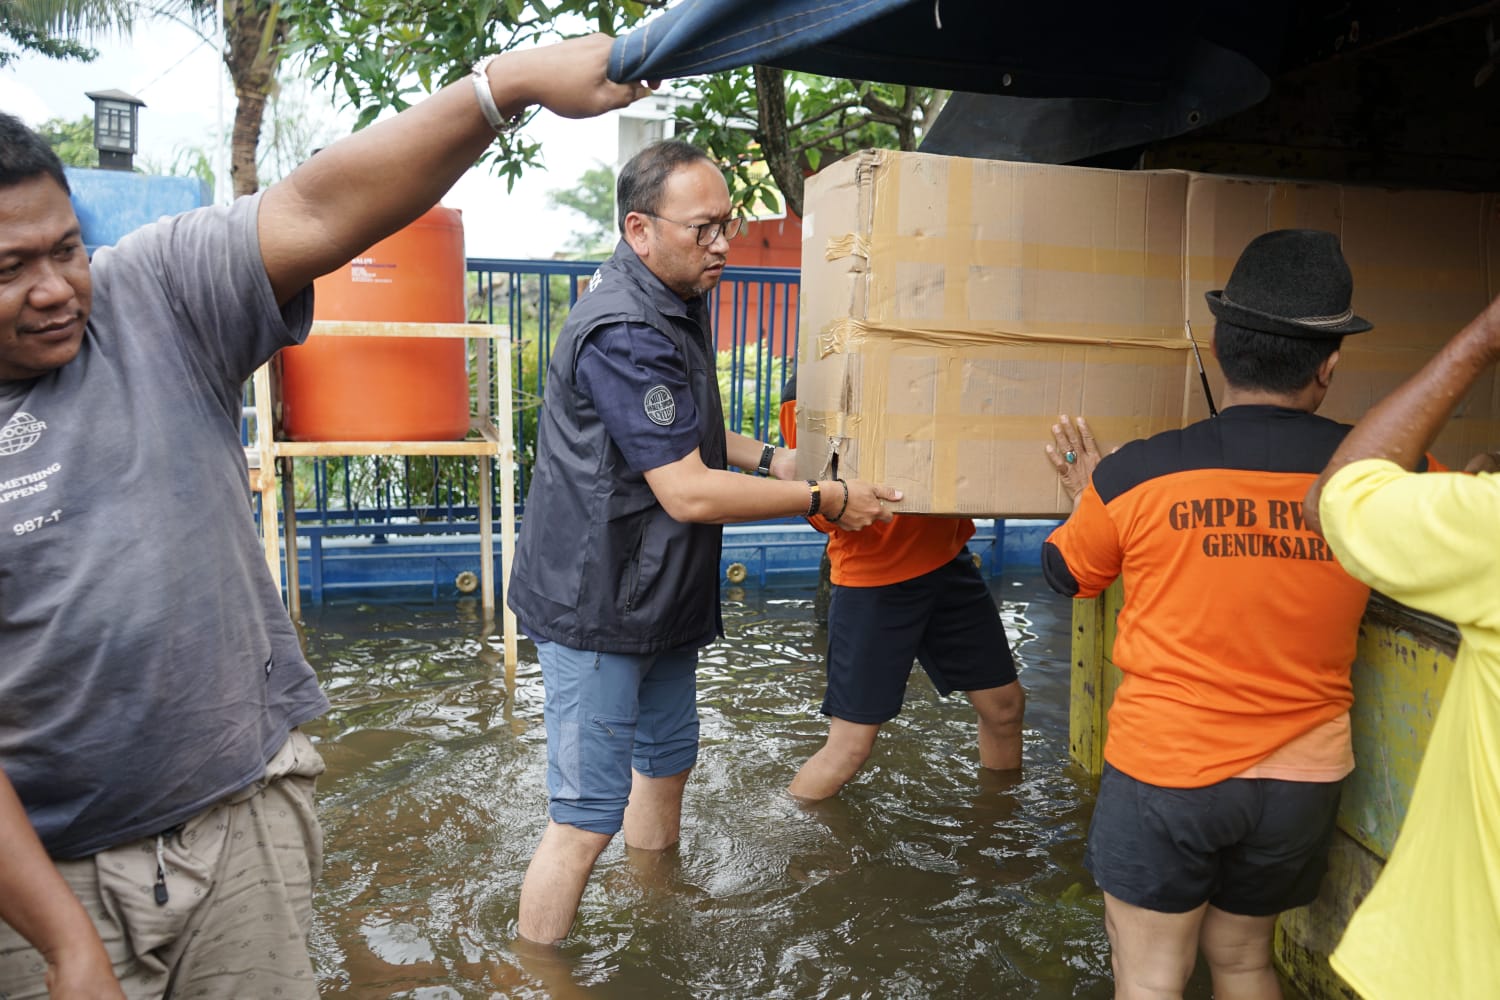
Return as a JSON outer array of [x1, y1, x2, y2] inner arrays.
[[565, 261, 655, 328], [1091, 430, 1188, 502], [1093, 410, 1354, 503]]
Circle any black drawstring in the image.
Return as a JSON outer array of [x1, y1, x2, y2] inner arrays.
[[152, 823, 186, 905]]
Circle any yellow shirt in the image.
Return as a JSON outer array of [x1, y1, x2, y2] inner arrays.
[[1319, 459, 1500, 1000]]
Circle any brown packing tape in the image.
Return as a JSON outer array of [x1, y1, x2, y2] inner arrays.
[[864, 232, 1189, 281], [816, 318, 864, 360], [876, 412, 1173, 441], [824, 234, 870, 261], [828, 317, 1201, 352], [942, 159, 974, 322], [930, 353, 966, 509]]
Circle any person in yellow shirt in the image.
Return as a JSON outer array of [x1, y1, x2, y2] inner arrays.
[[1304, 296, 1500, 1000]]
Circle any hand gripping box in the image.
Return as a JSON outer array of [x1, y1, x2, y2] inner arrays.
[[794, 149, 1500, 515]]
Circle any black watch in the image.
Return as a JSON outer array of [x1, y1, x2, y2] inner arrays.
[[756, 443, 775, 477]]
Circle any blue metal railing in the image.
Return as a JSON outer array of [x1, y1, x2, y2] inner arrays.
[[250, 259, 802, 566]]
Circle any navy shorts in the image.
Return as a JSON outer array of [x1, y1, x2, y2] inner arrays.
[[823, 550, 1018, 724], [1086, 762, 1343, 916]]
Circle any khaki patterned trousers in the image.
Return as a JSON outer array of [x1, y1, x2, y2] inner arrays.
[[0, 730, 325, 1000]]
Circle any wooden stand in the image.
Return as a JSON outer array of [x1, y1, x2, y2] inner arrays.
[[249, 320, 519, 674]]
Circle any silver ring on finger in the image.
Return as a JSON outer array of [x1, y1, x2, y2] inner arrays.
[[1065, 450, 1077, 464]]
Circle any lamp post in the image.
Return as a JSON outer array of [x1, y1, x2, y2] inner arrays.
[[85, 89, 146, 171]]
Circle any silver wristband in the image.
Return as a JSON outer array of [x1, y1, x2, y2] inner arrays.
[[470, 55, 524, 136]]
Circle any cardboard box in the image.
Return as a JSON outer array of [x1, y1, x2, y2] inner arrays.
[[795, 149, 1500, 515]]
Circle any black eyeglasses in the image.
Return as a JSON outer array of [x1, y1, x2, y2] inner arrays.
[[643, 213, 744, 246]]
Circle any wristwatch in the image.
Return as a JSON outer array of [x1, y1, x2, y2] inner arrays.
[[756, 443, 776, 477], [470, 55, 525, 136]]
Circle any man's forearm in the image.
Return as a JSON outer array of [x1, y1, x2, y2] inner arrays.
[[726, 430, 796, 478], [0, 772, 115, 983], [726, 431, 771, 471], [258, 35, 648, 305], [1305, 305, 1500, 532]]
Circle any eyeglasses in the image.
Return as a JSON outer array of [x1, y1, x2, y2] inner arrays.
[[643, 213, 744, 246]]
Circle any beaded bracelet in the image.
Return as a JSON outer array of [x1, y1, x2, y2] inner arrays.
[[831, 478, 851, 523]]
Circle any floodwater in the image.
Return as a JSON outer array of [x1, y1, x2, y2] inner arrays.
[[299, 569, 1268, 999]]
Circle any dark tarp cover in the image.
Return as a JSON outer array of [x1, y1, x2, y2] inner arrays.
[[609, 0, 1288, 164]]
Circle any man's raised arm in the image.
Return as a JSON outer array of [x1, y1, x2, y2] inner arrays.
[[1304, 295, 1500, 534], [258, 34, 652, 305]]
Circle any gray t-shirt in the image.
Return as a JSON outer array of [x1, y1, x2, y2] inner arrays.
[[0, 193, 330, 859]]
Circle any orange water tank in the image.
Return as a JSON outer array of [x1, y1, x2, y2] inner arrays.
[[279, 206, 470, 441]]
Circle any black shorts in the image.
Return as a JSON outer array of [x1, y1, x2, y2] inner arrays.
[[823, 550, 1019, 724], [1086, 762, 1343, 916]]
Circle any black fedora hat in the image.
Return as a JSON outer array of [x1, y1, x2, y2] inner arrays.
[[1205, 229, 1373, 339]]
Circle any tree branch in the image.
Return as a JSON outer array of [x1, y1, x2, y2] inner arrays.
[[790, 121, 872, 156], [787, 98, 862, 133], [753, 65, 805, 217]]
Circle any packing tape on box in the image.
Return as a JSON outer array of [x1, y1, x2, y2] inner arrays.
[[817, 316, 1200, 358], [825, 234, 871, 261]]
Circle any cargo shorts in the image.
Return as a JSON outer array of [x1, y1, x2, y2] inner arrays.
[[0, 729, 326, 1000], [537, 639, 700, 835]]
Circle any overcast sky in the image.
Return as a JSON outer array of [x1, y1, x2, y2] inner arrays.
[[0, 19, 645, 259]]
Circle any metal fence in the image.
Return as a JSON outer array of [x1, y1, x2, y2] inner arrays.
[[248, 259, 801, 550]]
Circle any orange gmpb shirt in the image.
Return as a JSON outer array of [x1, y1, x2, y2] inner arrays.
[[1042, 406, 1377, 788], [780, 399, 972, 588]]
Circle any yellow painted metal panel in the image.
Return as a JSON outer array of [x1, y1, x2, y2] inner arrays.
[[1276, 834, 1381, 1000], [1068, 580, 1125, 775], [1340, 597, 1458, 858]]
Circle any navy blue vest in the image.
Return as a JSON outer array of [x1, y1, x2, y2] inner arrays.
[[507, 243, 727, 653]]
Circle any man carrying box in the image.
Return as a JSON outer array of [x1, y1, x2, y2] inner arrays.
[[1041, 230, 1437, 1000], [778, 369, 1026, 802], [507, 140, 899, 946]]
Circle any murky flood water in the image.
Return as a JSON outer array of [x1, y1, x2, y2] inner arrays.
[[299, 569, 1264, 999]]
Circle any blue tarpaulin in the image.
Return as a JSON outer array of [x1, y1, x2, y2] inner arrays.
[[609, 0, 1284, 165]]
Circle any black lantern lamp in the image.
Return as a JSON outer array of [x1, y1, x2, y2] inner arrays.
[[85, 89, 146, 171]]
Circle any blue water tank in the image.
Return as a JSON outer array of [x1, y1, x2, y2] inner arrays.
[[65, 167, 210, 251]]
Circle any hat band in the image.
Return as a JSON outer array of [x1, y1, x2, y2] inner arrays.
[[1220, 292, 1353, 328]]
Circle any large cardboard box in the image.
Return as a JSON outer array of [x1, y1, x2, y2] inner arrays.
[[796, 149, 1500, 515]]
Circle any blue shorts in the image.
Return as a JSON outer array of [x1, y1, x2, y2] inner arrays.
[[1086, 762, 1343, 916], [823, 550, 1018, 724], [536, 640, 700, 835]]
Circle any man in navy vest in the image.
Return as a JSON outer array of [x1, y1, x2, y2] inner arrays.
[[507, 140, 899, 945]]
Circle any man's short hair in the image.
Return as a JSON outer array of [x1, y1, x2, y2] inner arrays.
[[616, 140, 713, 234], [0, 112, 70, 194], [1214, 321, 1342, 394]]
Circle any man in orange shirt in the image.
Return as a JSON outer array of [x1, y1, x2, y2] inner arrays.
[[1042, 230, 1436, 1000], [781, 371, 1025, 801]]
